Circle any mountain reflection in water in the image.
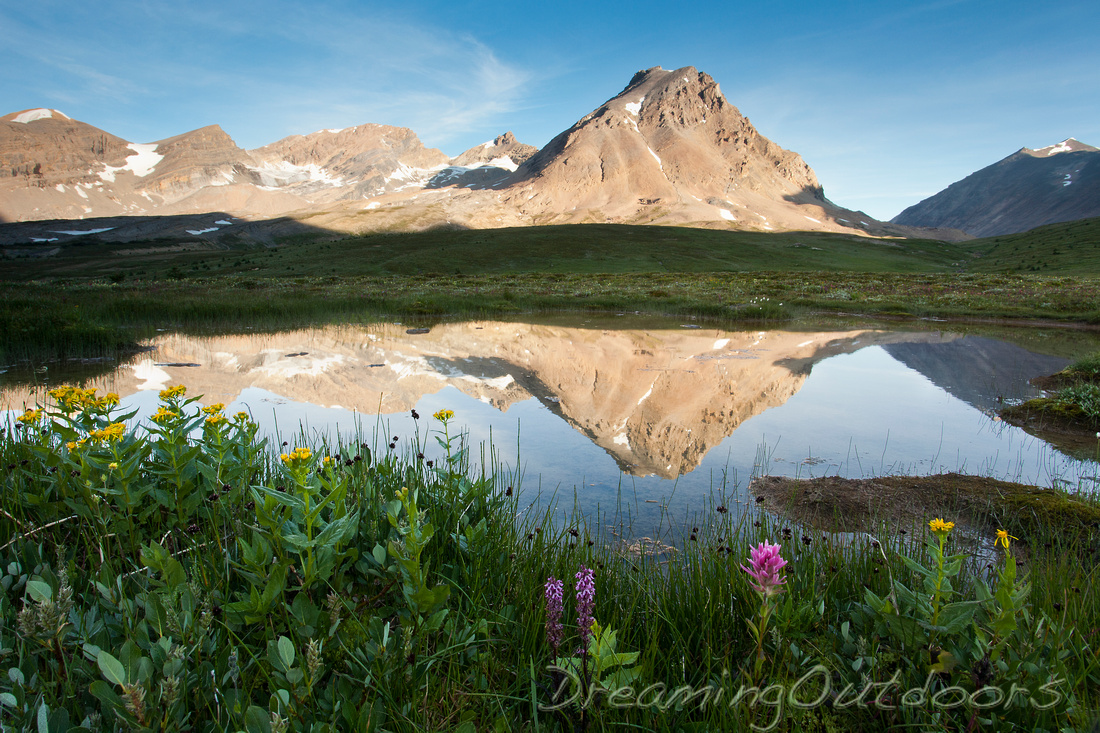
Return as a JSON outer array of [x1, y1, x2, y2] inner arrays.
[[2, 319, 1095, 529]]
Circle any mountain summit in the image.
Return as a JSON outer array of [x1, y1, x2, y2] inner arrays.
[[892, 138, 1100, 236], [500, 66, 830, 229]]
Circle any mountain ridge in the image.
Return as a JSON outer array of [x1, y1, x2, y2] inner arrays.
[[1, 69, 967, 241]]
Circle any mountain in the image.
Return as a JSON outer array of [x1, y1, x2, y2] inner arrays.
[[1, 69, 952, 240], [502, 66, 827, 228], [891, 138, 1100, 237]]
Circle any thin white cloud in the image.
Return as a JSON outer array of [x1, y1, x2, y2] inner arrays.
[[0, 1, 532, 149]]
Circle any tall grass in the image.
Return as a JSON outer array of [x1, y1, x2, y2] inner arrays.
[[1, 386, 1097, 731]]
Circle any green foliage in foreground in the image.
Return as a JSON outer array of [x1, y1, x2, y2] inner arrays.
[[3, 385, 1098, 731]]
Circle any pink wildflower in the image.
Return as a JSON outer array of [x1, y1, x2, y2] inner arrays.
[[740, 541, 788, 597], [544, 577, 564, 655], [575, 565, 595, 653]]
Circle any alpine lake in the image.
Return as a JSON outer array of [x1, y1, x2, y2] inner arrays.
[[3, 314, 1098, 540]]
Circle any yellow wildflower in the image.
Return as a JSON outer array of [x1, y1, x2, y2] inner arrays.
[[928, 518, 955, 535], [995, 529, 1017, 551], [65, 441, 78, 452], [159, 385, 187, 401], [89, 422, 126, 443], [433, 409, 455, 421], [151, 407, 178, 424], [234, 411, 250, 422], [205, 414, 227, 427], [108, 462, 119, 471], [16, 408, 43, 425], [323, 456, 334, 466], [280, 447, 313, 466], [202, 403, 225, 415], [102, 393, 120, 407]]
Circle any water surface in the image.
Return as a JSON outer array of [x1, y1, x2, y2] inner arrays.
[[3, 318, 1097, 535]]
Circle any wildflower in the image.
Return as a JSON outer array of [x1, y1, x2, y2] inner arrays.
[[995, 529, 1018, 556], [433, 409, 454, 421], [159, 385, 187, 401], [544, 577, 564, 655], [235, 410, 250, 422], [108, 462, 119, 471], [322, 455, 334, 467], [740, 541, 788, 597], [205, 414, 227, 427], [928, 518, 955, 537], [575, 565, 596, 653], [102, 393, 120, 407], [16, 408, 43, 425], [89, 422, 126, 443], [201, 403, 225, 415], [151, 407, 178, 425], [279, 447, 313, 466], [65, 441, 78, 451]]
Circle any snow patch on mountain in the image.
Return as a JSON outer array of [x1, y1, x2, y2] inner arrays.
[[98, 143, 163, 182], [251, 160, 345, 188], [51, 228, 114, 236], [12, 108, 70, 124], [1044, 140, 1074, 156]]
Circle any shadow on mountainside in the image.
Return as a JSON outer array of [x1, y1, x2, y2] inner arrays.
[[0, 212, 344, 279]]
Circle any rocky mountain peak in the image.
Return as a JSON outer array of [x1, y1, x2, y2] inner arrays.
[[504, 64, 826, 228], [1023, 138, 1099, 158]]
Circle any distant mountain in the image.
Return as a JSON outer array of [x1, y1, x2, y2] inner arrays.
[[891, 138, 1100, 237], [0, 69, 959, 242]]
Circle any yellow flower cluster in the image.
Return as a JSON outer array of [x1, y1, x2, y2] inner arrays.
[[202, 403, 227, 427], [280, 447, 313, 466], [16, 408, 43, 425], [433, 409, 455, 421], [159, 385, 187, 401], [88, 422, 126, 444], [234, 411, 250, 422], [928, 518, 955, 535], [151, 407, 179, 425], [48, 386, 119, 413]]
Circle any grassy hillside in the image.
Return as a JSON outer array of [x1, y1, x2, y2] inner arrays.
[[0, 224, 971, 281], [964, 216, 1100, 273], [2, 218, 1097, 281]]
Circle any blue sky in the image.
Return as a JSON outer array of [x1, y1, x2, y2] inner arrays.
[[2, 0, 1098, 220]]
